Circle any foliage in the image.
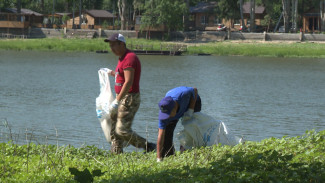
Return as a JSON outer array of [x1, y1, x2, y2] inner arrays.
[[1, 0, 325, 33], [101, 20, 109, 29], [140, 0, 187, 35], [260, 0, 282, 31], [0, 130, 324, 182], [62, 15, 71, 24], [214, 0, 240, 20], [69, 167, 106, 183]]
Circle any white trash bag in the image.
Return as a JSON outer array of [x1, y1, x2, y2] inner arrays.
[[96, 68, 114, 143], [177, 112, 244, 150]]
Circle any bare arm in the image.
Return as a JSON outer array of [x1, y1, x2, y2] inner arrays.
[[188, 88, 198, 110], [116, 68, 134, 101], [157, 128, 165, 159]]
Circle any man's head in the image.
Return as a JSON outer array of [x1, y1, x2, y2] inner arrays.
[[158, 96, 177, 121], [104, 33, 126, 56]]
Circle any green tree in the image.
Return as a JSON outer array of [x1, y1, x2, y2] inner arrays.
[[261, 0, 282, 32], [215, 0, 240, 22], [156, 0, 187, 32], [0, 0, 15, 11], [102, 0, 118, 12], [62, 14, 70, 24], [140, 0, 158, 39], [140, 0, 186, 38]]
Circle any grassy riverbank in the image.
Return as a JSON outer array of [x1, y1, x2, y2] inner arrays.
[[1, 38, 325, 58], [1, 130, 324, 182]]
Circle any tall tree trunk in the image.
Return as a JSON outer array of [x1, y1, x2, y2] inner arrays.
[[282, 0, 290, 33], [118, 0, 127, 30], [16, 0, 21, 21], [52, 0, 55, 25], [321, 0, 325, 32], [79, 0, 82, 28], [291, 0, 298, 32], [64, 1, 68, 13], [133, 0, 138, 25], [239, 0, 245, 30], [73, 0, 75, 29], [183, 0, 190, 31], [301, 0, 304, 30], [41, 0, 44, 13], [250, 0, 255, 32], [16, 0, 21, 13]]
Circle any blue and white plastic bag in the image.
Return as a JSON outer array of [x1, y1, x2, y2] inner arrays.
[[96, 68, 114, 143], [177, 112, 244, 150]]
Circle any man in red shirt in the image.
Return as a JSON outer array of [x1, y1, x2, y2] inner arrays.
[[104, 33, 156, 154]]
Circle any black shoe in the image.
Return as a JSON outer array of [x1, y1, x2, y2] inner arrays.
[[145, 142, 156, 153]]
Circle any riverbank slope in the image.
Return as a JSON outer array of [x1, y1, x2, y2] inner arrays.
[[1, 38, 325, 58], [1, 130, 324, 182]]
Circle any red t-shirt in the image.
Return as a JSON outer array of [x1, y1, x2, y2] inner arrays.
[[114, 50, 141, 94]]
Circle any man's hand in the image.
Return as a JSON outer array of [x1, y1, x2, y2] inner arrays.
[[100, 68, 113, 75], [183, 109, 194, 121], [109, 99, 119, 114]]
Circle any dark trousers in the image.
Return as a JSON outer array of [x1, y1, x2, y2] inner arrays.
[[161, 95, 201, 158]]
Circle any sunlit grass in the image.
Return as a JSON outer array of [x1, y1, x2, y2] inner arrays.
[[186, 42, 325, 58], [1, 38, 325, 58], [1, 130, 324, 182]]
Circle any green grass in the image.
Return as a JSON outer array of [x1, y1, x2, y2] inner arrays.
[[1, 130, 324, 182], [0, 38, 179, 53], [0, 38, 107, 52], [1, 38, 325, 58], [187, 41, 325, 58]]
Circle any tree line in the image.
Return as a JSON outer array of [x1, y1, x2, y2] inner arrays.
[[1, 0, 325, 33]]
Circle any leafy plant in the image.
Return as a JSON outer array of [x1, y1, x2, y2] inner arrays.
[[1, 130, 324, 182], [69, 167, 106, 183]]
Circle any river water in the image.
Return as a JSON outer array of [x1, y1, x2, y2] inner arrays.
[[1, 50, 325, 151]]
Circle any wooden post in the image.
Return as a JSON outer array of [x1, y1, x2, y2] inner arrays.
[[303, 17, 306, 33]]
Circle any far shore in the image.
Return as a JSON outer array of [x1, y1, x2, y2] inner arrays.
[[1, 38, 325, 58]]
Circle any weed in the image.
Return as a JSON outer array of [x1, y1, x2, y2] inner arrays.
[[0, 130, 324, 182]]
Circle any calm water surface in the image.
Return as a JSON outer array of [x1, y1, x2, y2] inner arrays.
[[1, 50, 325, 151]]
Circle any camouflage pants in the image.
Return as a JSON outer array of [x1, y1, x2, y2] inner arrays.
[[110, 93, 147, 154]]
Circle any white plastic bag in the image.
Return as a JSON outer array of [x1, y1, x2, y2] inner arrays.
[[96, 68, 114, 143], [177, 112, 244, 150]]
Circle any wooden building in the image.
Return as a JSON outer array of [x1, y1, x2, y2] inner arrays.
[[0, 8, 43, 29], [303, 8, 322, 33], [43, 13, 72, 28], [241, 2, 266, 29], [189, 1, 266, 31], [0, 8, 43, 34], [66, 10, 116, 29], [188, 1, 219, 31]]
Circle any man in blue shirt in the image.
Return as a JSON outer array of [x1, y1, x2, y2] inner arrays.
[[156, 86, 201, 162]]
